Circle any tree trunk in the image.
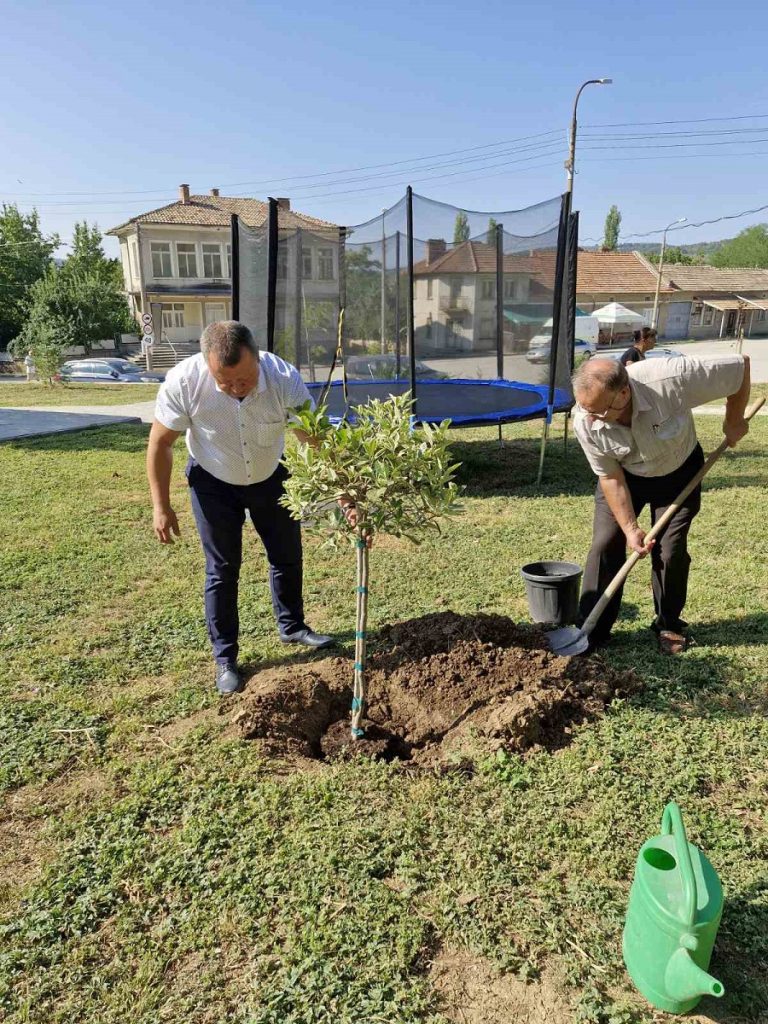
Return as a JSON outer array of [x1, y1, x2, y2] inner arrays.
[[351, 535, 369, 738]]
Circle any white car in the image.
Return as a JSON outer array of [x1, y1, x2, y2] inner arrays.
[[526, 337, 597, 364], [602, 346, 683, 362]]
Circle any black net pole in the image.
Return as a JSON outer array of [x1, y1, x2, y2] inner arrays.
[[406, 187, 416, 418], [495, 221, 504, 444], [395, 230, 401, 378], [294, 228, 302, 369], [267, 197, 279, 353], [495, 222, 504, 379], [563, 210, 579, 453], [230, 214, 240, 320], [338, 226, 347, 359], [536, 193, 570, 486]]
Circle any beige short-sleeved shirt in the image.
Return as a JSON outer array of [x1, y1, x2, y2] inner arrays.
[[573, 355, 745, 478]]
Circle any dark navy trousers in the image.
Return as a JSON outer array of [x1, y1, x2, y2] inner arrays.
[[186, 459, 305, 664]]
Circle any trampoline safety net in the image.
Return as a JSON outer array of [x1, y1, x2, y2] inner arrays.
[[233, 190, 578, 427]]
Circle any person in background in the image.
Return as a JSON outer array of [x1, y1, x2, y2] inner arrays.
[[620, 327, 657, 366], [24, 351, 36, 382], [146, 321, 361, 696]]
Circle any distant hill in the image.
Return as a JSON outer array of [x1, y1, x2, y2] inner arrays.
[[616, 240, 726, 260]]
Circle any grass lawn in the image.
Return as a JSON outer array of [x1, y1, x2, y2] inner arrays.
[[0, 382, 160, 407], [0, 415, 766, 1023]]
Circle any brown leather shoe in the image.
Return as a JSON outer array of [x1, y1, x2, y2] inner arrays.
[[658, 630, 689, 656]]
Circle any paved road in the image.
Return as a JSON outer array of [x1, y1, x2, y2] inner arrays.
[[0, 405, 145, 442]]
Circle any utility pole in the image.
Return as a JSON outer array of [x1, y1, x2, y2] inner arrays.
[[651, 217, 686, 330]]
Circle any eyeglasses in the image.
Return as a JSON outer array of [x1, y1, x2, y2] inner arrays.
[[583, 387, 631, 420]]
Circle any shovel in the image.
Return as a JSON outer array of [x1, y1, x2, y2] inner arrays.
[[547, 397, 764, 656]]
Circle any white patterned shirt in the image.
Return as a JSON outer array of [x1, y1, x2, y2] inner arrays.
[[154, 351, 312, 485], [573, 355, 745, 478]]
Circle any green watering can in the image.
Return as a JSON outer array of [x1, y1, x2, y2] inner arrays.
[[623, 802, 725, 1014]]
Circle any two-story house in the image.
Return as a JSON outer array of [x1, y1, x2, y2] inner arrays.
[[412, 239, 553, 353], [107, 185, 339, 345]]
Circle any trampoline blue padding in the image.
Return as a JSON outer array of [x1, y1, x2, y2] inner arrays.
[[305, 378, 573, 427]]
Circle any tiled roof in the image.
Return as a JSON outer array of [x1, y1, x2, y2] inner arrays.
[[107, 195, 338, 234], [662, 264, 768, 292], [412, 240, 550, 276], [576, 250, 668, 295]]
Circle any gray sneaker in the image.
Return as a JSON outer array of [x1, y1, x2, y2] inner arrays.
[[215, 663, 243, 695]]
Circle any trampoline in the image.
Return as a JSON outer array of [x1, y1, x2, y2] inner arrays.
[[232, 185, 579, 478], [305, 378, 572, 427]]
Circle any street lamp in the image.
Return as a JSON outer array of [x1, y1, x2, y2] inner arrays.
[[651, 217, 687, 329], [565, 78, 612, 197]]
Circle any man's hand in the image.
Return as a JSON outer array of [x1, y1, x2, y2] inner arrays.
[[625, 524, 655, 557], [723, 417, 749, 448], [153, 506, 180, 544]]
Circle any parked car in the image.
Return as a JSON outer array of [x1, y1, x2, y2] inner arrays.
[[526, 337, 597, 364], [602, 346, 684, 362], [346, 354, 447, 380], [57, 358, 165, 384]]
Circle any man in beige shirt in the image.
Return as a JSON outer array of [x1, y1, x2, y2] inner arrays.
[[572, 353, 750, 653]]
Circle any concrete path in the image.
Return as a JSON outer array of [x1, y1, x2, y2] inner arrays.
[[0, 405, 147, 442]]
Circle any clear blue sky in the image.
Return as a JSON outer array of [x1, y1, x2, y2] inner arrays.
[[4, 0, 768, 257]]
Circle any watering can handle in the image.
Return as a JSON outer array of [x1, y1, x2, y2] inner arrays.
[[661, 802, 698, 931]]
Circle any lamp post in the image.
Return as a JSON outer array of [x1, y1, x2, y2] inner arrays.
[[651, 217, 686, 330], [565, 78, 612, 197]]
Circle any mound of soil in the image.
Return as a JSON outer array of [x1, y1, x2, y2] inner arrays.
[[231, 612, 639, 764]]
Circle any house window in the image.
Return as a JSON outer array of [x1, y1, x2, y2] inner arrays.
[[302, 248, 313, 279], [702, 306, 715, 326], [202, 243, 222, 278], [481, 279, 495, 300], [450, 279, 462, 302], [690, 303, 704, 327], [756, 308, 766, 322], [225, 244, 232, 278], [176, 243, 198, 278], [427, 279, 433, 300], [426, 313, 433, 338], [504, 279, 516, 300], [151, 242, 172, 278], [318, 248, 334, 280], [161, 303, 185, 328]]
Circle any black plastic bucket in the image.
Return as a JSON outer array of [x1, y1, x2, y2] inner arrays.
[[520, 561, 583, 625]]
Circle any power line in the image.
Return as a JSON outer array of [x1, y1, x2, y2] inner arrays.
[[0, 129, 563, 199], [583, 113, 768, 128], [582, 200, 768, 243]]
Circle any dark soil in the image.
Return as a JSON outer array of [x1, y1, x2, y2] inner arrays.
[[231, 612, 639, 764]]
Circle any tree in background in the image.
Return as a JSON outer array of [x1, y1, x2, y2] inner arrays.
[[486, 217, 499, 246], [63, 221, 123, 288], [710, 224, 768, 269], [602, 205, 622, 251], [0, 205, 59, 350], [647, 246, 699, 266], [344, 245, 382, 344], [453, 212, 470, 244], [11, 266, 135, 361]]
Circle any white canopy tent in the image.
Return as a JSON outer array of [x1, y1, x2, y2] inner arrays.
[[591, 302, 645, 346], [591, 302, 646, 325]]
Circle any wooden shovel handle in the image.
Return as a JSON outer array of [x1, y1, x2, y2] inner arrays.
[[581, 397, 764, 635]]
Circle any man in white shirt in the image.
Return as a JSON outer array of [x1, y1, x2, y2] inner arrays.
[[572, 353, 750, 654], [147, 320, 350, 694]]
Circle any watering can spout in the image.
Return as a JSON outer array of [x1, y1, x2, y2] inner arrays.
[[665, 947, 724, 1004]]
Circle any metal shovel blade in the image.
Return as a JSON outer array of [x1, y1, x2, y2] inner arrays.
[[546, 625, 590, 656]]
